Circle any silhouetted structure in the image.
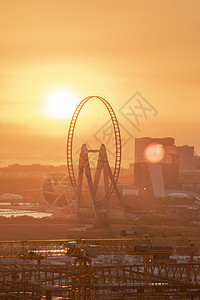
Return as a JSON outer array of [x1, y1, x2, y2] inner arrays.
[[135, 137, 175, 163], [134, 137, 179, 196]]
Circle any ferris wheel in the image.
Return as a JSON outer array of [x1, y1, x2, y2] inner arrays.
[[42, 173, 76, 211], [67, 96, 121, 204], [42, 96, 122, 215]]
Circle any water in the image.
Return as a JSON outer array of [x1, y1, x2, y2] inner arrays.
[[0, 208, 53, 218]]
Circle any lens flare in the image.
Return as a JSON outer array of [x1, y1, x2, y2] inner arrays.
[[144, 143, 165, 164]]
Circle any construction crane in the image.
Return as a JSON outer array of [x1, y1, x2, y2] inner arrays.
[[65, 241, 98, 300]]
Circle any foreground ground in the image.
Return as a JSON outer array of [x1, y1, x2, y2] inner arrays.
[[0, 222, 200, 249]]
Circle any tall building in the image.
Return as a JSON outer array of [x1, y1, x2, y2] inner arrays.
[[134, 137, 196, 195], [135, 137, 175, 163], [194, 156, 200, 170], [134, 137, 179, 196], [134, 161, 179, 194], [166, 145, 194, 170], [176, 145, 194, 170], [135, 138, 194, 170]]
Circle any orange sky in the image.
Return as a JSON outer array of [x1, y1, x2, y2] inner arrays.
[[0, 0, 200, 166]]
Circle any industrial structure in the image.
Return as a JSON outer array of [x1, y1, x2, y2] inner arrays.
[[77, 143, 126, 219], [1, 239, 200, 299]]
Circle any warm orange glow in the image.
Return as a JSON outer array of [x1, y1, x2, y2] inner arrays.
[[0, 1, 200, 164], [144, 143, 165, 164], [44, 90, 77, 119]]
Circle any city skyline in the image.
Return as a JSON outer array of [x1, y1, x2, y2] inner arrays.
[[0, 0, 200, 165]]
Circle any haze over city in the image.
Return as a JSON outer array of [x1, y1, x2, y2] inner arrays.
[[1, 1, 200, 299], [0, 0, 200, 166]]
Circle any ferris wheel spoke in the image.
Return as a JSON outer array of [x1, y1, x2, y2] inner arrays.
[[42, 173, 75, 209], [51, 193, 67, 207]]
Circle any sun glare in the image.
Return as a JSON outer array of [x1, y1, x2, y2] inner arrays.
[[44, 90, 77, 119]]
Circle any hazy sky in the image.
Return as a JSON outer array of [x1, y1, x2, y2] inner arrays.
[[0, 0, 200, 165]]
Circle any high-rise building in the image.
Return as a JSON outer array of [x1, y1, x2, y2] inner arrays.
[[135, 138, 194, 170], [134, 161, 179, 194], [166, 145, 194, 170], [176, 145, 194, 170], [134, 137, 197, 195], [134, 137, 179, 196], [194, 156, 200, 170], [135, 137, 175, 163]]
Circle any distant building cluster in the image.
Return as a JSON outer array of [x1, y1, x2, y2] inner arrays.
[[0, 137, 199, 205], [134, 137, 200, 197]]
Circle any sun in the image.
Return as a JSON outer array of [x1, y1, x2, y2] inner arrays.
[[44, 89, 77, 119]]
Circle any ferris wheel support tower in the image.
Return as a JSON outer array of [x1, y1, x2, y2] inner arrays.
[[66, 96, 126, 219]]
